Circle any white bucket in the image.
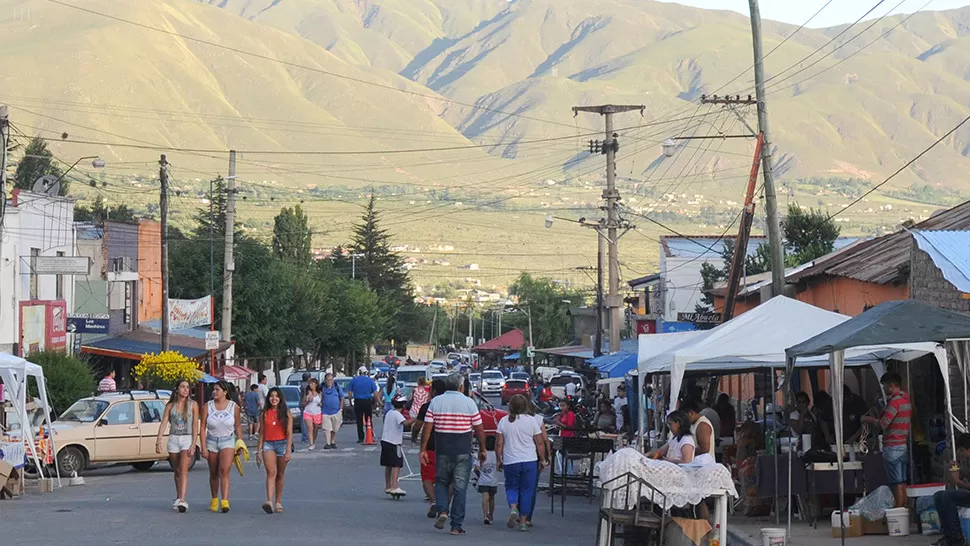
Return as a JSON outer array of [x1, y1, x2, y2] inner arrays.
[[886, 507, 911, 537], [761, 528, 786, 546]]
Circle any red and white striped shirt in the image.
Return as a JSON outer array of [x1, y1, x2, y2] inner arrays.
[[98, 376, 116, 393], [426, 391, 482, 456]]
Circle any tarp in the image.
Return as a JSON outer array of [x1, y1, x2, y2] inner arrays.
[[787, 299, 970, 358], [200, 373, 220, 384], [588, 351, 637, 378], [0, 353, 61, 485], [912, 230, 970, 293], [503, 352, 520, 361]]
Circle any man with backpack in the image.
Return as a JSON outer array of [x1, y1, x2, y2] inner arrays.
[[320, 373, 344, 450]]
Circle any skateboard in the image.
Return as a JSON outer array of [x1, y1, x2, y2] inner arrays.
[[386, 490, 407, 500]]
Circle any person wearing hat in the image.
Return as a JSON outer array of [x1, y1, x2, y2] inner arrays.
[[381, 394, 416, 497], [350, 366, 380, 443]]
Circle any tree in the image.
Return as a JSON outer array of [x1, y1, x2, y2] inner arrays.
[[26, 350, 96, 415], [194, 176, 228, 237], [15, 137, 64, 194], [696, 238, 769, 312], [272, 205, 312, 267], [782, 203, 840, 266], [74, 195, 138, 224], [508, 273, 585, 349]]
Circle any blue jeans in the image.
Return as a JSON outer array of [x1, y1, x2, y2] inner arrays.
[[934, 489, 970, 538], [504, 461, 539, 518], [528, 461, 540, 519], [883, 444, 909, 485], [435, 453, 472, 530]]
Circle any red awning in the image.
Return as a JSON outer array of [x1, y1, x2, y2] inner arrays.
[[216, 365, 256, 381], [473, 328, 526, 352]]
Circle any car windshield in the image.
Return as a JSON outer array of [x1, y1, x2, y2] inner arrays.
[[280, 388, 301, 405], [59, 399, 109, 422], [396, 370, 427, 384], [506, 380, 527, 389], [511, 373, 530, 381], [483, 371, 503, 380], [469, 373, 481, 382]]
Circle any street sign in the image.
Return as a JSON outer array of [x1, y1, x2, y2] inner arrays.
[[67, 313, 110, 334], [205, 331, 220, 350], [677, 312, 722, 325], [27, 255, 91, 275], [526, 346, 535, 358]]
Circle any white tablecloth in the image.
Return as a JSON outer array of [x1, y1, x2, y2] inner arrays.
[[0, 441, 26, 469], [597, 448, 738, 510]]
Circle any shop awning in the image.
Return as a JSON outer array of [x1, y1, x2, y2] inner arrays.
[[81, 328, 229, 361], [588, 351, 637, 378], [217, 365, 256, 381], [474, 329, 525, 352], [504, 352, 521, 361]]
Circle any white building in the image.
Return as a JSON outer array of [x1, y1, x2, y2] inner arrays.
[[0, 190, 77, 355]]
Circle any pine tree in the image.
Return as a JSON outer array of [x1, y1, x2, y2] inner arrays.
[[272, 205, 313, 266], [194, 176, 228, 236], [15, 137, 64, 194]]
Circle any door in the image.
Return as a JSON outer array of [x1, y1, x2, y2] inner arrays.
[[93, 401, 139, 461], [138, 400, 166, 457]]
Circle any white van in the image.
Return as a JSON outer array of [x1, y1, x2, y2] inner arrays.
[[395, 365, 432, 387]]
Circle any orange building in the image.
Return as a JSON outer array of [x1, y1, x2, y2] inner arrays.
[[137, 220, 162, 324]]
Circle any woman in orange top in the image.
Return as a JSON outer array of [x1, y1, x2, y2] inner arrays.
[[256, 387, 293, 514]]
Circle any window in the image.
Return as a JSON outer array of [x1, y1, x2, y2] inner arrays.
[[55, 251, 64, 300], [139, 401, 165, 424], [29, 248, 39, 299], [103, 402, 135, 425]]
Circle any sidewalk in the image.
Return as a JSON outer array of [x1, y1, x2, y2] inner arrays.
[[727, 519, 935, 546]]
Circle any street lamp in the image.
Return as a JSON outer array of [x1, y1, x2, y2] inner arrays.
[[662, 138, 677, 158], [57, 155, 105, 184]]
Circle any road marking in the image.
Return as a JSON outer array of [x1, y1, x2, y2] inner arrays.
[[365, 447, 377, 452], [341, 448, 354, 452]]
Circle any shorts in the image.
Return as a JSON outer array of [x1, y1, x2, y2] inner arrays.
[[477, 485, 498, 495], [321, 413, 342, 433], [246, 411, 259, 421], [380, 441, 403, 468], [206, 435, 236, 452], [167, 434, 193, 454], [883, 444, 909, 485], [303, 412, 323, 426], [262, 439, 287, 457], [421, 450, 437, 481]]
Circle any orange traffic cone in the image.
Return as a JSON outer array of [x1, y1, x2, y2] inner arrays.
[[364, 416, 376, 445]]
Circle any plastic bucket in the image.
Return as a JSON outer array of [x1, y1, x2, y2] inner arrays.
[[959, 507, 970, 543], [761, 528, 786, 546], [886, 507, 911, 537]]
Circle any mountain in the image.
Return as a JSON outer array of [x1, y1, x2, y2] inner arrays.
[[3, 0, 970, 285]]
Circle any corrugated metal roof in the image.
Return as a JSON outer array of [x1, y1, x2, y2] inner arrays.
[[789, 200, 970, 285], [912, 230, 970, 293]]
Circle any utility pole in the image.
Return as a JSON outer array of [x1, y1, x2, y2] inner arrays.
[[428, 305, 438, 346], [749, 0, 786, 297], [159, 154, 171, 351], [573, 104, 643, 353], [0, 106, 9, 339], [221, 150, 236, 344], [595, 228, 605, 357]]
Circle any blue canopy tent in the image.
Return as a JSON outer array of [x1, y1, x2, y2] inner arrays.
[[587, 351, 637, 378], [503, 352, 521, 361], [200, 373, 220, 384]]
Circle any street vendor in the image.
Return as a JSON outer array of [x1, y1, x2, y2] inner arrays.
[[862, 372, 911, 508], [789, 392, 829, 452], [647, 410, 695, 464], [681, 399, 716, 466], [933, 433, 970, 546]]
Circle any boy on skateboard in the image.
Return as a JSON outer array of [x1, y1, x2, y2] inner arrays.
[[382, 395, 415, 498]]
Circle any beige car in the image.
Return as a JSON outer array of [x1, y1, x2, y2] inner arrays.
[[50, 391, 197, 476]]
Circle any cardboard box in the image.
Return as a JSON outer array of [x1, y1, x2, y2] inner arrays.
[[862, 517, 890, 535], [832, 512, 864, 538]]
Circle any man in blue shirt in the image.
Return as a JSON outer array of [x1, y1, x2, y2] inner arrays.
[[320, 373, 344, 450], [349, 366, 379, 443]]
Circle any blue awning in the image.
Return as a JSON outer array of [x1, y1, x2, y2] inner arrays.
[[200, 374, 220, 384], [586, 351, 637, 378], [504, 352, 521, 361]]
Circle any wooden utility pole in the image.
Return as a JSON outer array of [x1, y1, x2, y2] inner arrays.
[[160, 154, 171, 351], [595, 225, 605, 358], [749, 0, 786, 297], [221, 150, 236, 344], [573, 104, 643, 353]]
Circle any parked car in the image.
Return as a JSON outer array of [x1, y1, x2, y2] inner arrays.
[[277, 385, 304, 433], [470, 391, 507, 437], [549, 373, 585, 399], [501, 379, 531, 405], [49, 391, 197, 476], [332, 376, 356, 423], [480, 370, 506, 395]]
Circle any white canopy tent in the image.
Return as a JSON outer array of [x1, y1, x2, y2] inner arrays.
[[0, 352, 61, 486]]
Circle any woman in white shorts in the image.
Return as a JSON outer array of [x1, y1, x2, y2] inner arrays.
[[155, 379, 200, 513], [201, 381, 242, 513], [303, 378, 324, 450]]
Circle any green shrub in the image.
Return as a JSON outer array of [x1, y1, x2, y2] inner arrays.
[[26, 350, 96, 415]]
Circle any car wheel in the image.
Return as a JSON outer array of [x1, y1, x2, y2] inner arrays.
[[56, 446, 87, 476], [131, 461, 155, 471]]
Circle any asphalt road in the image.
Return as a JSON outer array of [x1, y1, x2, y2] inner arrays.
[[1, 401, 598, 545]]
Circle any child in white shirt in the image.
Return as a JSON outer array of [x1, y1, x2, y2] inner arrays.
[[380, 396, 415, 496], [475, 436, 500, 524]]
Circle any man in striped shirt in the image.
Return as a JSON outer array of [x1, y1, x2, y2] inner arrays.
[[97, 370, 117, 393], [420, 374, 486, 536], [863, 372, 911, 508]]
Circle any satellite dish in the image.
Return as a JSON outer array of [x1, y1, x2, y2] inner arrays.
[[32, 174, 61, 196]]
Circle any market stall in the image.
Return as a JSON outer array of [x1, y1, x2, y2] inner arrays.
[[786, 300, 970, 545], [0, 352, 61, 489]]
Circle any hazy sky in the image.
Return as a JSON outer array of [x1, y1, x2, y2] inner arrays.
[[657, 0, 970, 27]]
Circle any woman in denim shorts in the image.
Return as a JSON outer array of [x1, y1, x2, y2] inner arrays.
[[257, 387, 293, 514], [200, 381, 243, 513]]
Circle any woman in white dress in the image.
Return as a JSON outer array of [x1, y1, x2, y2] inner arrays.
[[647, 410, 695, 464]]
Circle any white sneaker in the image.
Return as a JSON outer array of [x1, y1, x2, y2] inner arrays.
[[391, 488, 406, 495], [177, 500, 188, 513], [172, 498, 180, 511]]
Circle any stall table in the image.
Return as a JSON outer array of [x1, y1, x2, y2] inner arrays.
[[549, 436, 615, 515]]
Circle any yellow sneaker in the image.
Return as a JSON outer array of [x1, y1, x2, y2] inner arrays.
[[220, 499, 230, 513], [209, 498, 219, 512]]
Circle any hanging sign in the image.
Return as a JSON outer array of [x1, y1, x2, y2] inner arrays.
[[169, 296, 213, 330]]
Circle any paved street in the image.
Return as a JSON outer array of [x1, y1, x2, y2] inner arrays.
[[0, 406, 598, 545]]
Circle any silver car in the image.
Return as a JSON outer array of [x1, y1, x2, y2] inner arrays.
[[480, 370, 505, 394]]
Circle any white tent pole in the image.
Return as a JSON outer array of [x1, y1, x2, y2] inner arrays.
[[787, 359, 794, 538], [937, 345, 959, 461], [832, 350, 846, 546], [37, 375, 61, 487]]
